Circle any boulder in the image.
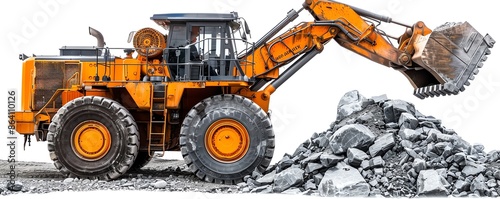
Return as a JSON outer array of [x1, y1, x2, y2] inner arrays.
[[329, 124, 376, 154], [462, 163, 486, 176], [318, 162, 370, 197], [412, 158, 427, 173], [305, 163, 324, 174], [399, 128, 422, 141], [399, 112, 418, 129], [382, 100, 415, 123], [369, 133, 395, 157], [347, 148, 369, 167], [319, 153, 344, 167], [273, 168, 304, 192], [256, 170, 276, 185], [336, 90, 372, 121], [454, 180, 470, 192], [417, 169, 448, 196]]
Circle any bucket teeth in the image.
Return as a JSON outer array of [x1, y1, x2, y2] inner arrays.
[[412, 24, 494, 99]]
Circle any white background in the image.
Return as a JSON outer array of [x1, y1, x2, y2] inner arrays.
[[0, 0, 499, 197]]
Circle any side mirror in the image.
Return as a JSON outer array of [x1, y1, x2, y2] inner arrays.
[[244, 21, 251, 36], [127, 31, 136, 43]]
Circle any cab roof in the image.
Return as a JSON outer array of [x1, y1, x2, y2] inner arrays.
[[151, 12, 238, 26]]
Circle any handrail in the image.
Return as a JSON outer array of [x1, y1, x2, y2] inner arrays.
[[34, 89, 66, 119], [65, 72, 80, 88]]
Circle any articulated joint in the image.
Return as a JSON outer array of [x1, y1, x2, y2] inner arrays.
[[313, 39, 324, 52], [262, 85, 276, 101]]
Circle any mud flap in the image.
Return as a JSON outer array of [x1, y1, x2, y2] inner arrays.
[[412, 22, 495, 99]]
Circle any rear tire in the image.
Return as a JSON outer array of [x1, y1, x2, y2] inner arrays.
[[180, 94, 275, 184], [47, 96, 139, 180]]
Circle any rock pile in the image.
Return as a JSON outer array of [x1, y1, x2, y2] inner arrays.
[[239, 90, 500, 197]]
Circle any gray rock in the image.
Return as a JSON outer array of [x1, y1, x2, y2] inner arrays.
[[471, 177, 489, 196], [347, 148, 369, 167], [382, 100, 415, 123], [399, 112, 418, 129], [304, 179, 317, 190], [494, 170, 500, 180], [370, 156, 385, 168], [282, 188, 302, 194], [336, 90, 372, 121], [404, 148, 421, 159], [487, 150, 500, 162], [454, 152, 466, 163], [371, 94, 387, 104], [63, 178, 74, 184], [277, 155, 294, 171], [329, 124, 376, 154], [487, 179, 497, 188], [385, 122, 399, 129], [313, 136, 329, 148], [153, 180, 167, 189], [299, 150, 312, 160], [374, 168, 384, 176], [361, 160, 370, 170], [436, 133, 454, 143], [462, 163, 486, 176], [470, 144, 485, 155], [412, 158, 427, 173], [320, 153, 344, 167], [293, 146, 308, 157], [252, 170, 263, 179], [256, 170, 276, 185], [305, 163, 324, 174], [442, 145, 453, 158], [356, 112, 374, 123], [399, 128, 422, 141], [425, 129, 440, 142], [273, 167, 304, 192], [313, 173, 323, 185], [121, 182, 134, 187], [318, 162, 370, 197], [250, 185, 271, 193], [301, 152, 323, 164], [400, 140, 413, 148], [417, 169, 448, 196], [451, 136, 471, 153], [369, 133, 395, 157], [362, 156, 385, 170], [454, 180, 470, 192], [6, 182, 23, 192], [139, 183, 150, 189]]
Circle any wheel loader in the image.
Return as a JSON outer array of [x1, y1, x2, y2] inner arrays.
[[13, 0, 495, 184]]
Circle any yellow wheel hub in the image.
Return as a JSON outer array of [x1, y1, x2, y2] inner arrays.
[[72, 121, 111, 161], [205, 119, 249, 163]]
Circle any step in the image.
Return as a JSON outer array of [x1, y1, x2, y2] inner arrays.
[[150, 121, 165, 124]]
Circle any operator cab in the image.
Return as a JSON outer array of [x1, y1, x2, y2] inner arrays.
[[151, 12, 252, 81]]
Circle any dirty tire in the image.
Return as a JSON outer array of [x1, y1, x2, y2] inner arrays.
[[129, 151, 154, 171], [47, 96, 139, 180], [180, 94, 274, 184]]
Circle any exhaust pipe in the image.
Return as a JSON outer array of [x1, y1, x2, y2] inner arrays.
[[89, 27, 106, 48]]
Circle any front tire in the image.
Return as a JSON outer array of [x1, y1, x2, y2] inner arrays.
[[47, 96, 139, 180], [180, 95, 275, 184]]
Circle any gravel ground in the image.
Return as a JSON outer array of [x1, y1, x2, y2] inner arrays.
[[0, 157, 239, 196]]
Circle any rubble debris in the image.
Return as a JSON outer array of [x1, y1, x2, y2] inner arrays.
[[238, 90, 500, 197]]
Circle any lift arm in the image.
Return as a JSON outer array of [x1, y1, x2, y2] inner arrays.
[[241, 0, 494, 99]]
